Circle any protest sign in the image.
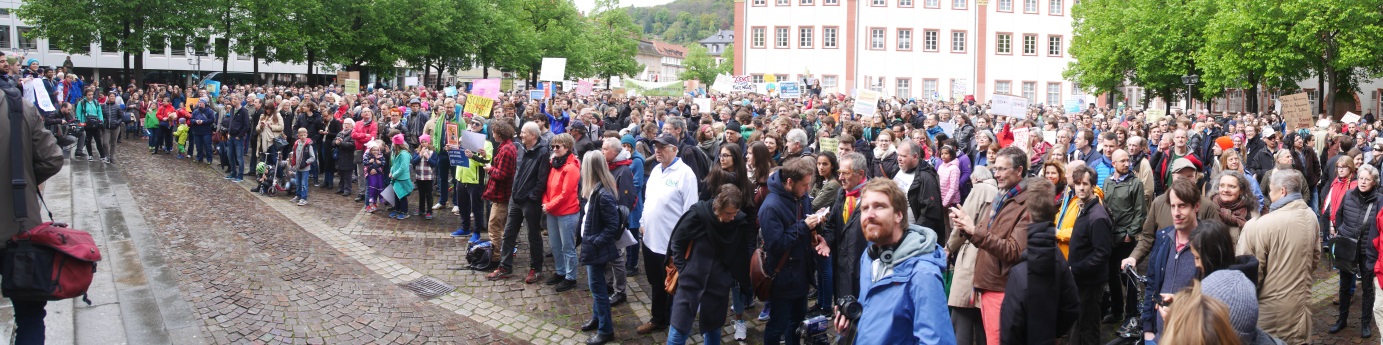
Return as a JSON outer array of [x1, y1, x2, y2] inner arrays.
[[343, 79, 359, 95], [939, 122, 956, 137], [445, 123, 460, 148], [1064, 99, 1082, 114], [204, 80, 222, 98], [577, 79, 594, 96], [185, 98, 199, 111], [540, 58, 567, 81], [694, 98, 711, 113], [405, 77, 419, 87], [779, 81, 801, 98], [732, 76, 755, 92], [1342, 112, 1361, 124], [461, 131, 487, 152], [528, 89, 545, 100], [337, 71, 349, 84], [464, 95, 495, 118], [502, 79, 515, 91], [989, 93, 1029, 119], [1279, 92, 1313, 130], [444, 86, 458, 97], [764, 74, 777, 83], [711, 75, 734, 93], [23, 79, 55, 112], [623, 79, 683, 97], [819, 137, 839, 153], [471, 78, 501, 99], [1145, 108, 1166, 123], [853, 89, 881, 116], [448, 150, 470, 167]]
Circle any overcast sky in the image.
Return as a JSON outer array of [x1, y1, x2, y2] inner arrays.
[[573, 0, 676, 14]]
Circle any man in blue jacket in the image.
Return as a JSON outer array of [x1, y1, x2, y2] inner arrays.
[[190, 100, 216, 165], [758, 156, 828, 344], [834, 177, 955, 344]]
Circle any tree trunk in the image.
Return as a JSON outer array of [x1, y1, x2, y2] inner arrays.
[[306, 48, 316, 85], [121, 20, 130, 85], [1317, 65, 1326, 115], [253, 56, 260, 86]]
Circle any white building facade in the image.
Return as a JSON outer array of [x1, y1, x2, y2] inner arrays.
[[733, 0, 1080, 105]]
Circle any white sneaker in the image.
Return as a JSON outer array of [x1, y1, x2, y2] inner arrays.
[[451, 206, 459, 214], [734, 320, 747, 340], [289, 197, 300, 203], [432, 203, 444, 210], [297, 200, 307, 206]]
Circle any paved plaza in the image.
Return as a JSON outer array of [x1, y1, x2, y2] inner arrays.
[[0, 140, 1365, 344]]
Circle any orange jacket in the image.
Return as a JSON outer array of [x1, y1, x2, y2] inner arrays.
[[542, 153, 581, 216]]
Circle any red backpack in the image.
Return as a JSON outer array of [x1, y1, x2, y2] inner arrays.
[[0, 90, 101, 304]]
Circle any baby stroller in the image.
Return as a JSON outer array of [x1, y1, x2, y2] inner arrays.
[[1105, 265, 1148, 345]]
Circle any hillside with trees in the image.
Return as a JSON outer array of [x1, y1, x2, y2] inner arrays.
[[626, 0, 733, 45]]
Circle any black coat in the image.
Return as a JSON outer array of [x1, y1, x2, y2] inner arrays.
[[579, 187, 623, 265], [1333, 187, 1382, 261], [333, 130, 356, 171], [1000, 222, 1081, 345], [1068, 199, 1113, 286], [823, 184, 868, 300], [510, 140, 551, 203], [907, 161, 950, 239]]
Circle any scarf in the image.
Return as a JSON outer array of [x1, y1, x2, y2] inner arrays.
[[1214, 195, 1251, 228], [992, 185, 1023, 221], [1268, 192, 1303, 212]]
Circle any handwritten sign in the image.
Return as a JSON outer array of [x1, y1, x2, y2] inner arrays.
[[732, 76, 755, 92], [764, 74, 777, 83], [1342, 112, 1361, 124], [1145, 108, 1166, 124], [464, 95, 495, 118], [990, 93, 1029, 119], [472, 78, 501, 99], [343, 79, 359, 95], [1279, 92, 1313, 130], [853, 89, 881, 116], [577, 79, 594, 96], [819, 137, 839, 153]]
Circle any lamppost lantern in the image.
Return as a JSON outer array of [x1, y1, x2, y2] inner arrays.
[[1182, 74, 1199, 111]]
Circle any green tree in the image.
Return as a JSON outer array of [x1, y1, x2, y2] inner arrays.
[[1283, 0, 1383, 116], [678, 44, 719, 84], [19, 0, 210, 86], [1196, 0, 1307, 113], [720, 43, 734, 75], [588, 4, 642, 84], [1064, 0, 1135, 105]]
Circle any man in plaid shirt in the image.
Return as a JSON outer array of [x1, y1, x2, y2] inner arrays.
[[480, 120, 518, 263]]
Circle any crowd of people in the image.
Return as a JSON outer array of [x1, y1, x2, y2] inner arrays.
[[22, 57, 1374, 344]]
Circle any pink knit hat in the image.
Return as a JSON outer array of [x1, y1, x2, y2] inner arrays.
[[392, 133, 405, 146], [419, 134, 432, 144]]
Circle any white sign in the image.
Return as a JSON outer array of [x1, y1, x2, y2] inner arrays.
[[779, 81, 801, 98], [854, 89, 881, 116], [951, 79, 969, 99], [539, 58, 567, 82], [990, 93, 1029, 119], [694, 98, 711, 113], [1342, 112, 1361, 124], [22, 79, 55, 112], [710, 75, 734, 93], [404, 77, 419, 87]]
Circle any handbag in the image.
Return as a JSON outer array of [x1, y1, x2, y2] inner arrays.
[[749, 248, 790, 301], [664, 240, 693, 295]]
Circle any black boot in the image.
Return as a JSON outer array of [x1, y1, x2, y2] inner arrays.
[[1330, 317, 1348, 334]]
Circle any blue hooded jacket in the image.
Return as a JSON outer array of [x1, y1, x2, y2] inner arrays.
[[854, 224, 955, 344], [757, 169, 815, 300]]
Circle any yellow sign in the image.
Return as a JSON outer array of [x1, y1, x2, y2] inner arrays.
[[344, 79, 360, 95], [185, 98, 199, 111], [464, 95, 495, 118], [764, 74, 777, 83]]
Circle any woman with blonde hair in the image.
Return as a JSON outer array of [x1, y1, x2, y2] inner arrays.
[[1160, 281, 1242, 345], [576, 150, 622, 344]]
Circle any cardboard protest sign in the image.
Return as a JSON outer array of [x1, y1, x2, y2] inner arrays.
[[540, 58, 567, 81], [1145, 108, 1166, 123], [989, 93, 1029, 119], [819, 137, 839, 153], [711, 75, 734, 93], [1279, 92, 1313, 130], [1342, 112, 1361, 124], [464, 95, 495, 118], [732, 76, 755, 92]]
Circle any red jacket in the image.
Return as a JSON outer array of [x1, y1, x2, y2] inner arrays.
[[156, 103, 176, 123], [352, 120, 377, 151], [542, 153, 581, 216]]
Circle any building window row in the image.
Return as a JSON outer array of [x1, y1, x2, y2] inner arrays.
[[995, 33, 1062, 56], [749, 26, 839, 50], [754, 0, 840, 5], [808, 0, 1062, 11]]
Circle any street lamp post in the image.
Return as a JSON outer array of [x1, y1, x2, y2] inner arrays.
[[1181, 74, 1199, 112], [188, 50, 202, 88]]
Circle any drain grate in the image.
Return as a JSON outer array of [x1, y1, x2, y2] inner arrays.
[[402, 276, 456, 299]]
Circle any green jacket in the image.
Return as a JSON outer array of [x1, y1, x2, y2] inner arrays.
[[456, 140, 493, 185], [1102, 172, 1147, 240], [144, 108, 158, 128], [391, 150, 415, 198], [430, 112, 465, 152], [76, 99, 102, 122]]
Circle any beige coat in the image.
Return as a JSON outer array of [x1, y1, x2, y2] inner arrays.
[[1237, 198, 1319, 345], [947, 179, 997, 308], [257, 112, 284, 150]]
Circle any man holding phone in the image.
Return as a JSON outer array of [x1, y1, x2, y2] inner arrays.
[[1130, 179, 1202, 342]]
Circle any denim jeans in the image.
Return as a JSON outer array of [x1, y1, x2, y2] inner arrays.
[[547, 213, 580, 280], [815, 256, 833, 309], [295, 171, 310, 200], [587, 264, 615, 335], [12, 299, 47, 345], [667, 325, 722, 345], [228, 137, 246, 179], [193, 134, 213, 163]]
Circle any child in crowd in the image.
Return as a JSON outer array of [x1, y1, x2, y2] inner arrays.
[[363, 140, 387, 213], [415, 135, 436, 220], [174, 118, 190, 159]]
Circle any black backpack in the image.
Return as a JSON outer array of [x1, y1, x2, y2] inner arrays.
[[465, 242, 493, 270]]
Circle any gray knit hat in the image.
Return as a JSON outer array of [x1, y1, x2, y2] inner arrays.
[[1201, 270, 1258, 344]]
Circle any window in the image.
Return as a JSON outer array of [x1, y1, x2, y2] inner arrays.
[[871, 0, 885, 5], [753, 0, 766, 5], [897, 29, 913, 51], [996, 33, 1012, 54], [923, 30, 939, 51], [799, 27, 813, 48], [1022, 82, 1037, 103], [194, 38, 209, 56], [823, 75, 837, 89], [1047, 83, 1062, 105], [1049, 0, 1063, 15], [171, 37, 186, 56], [951, 31, 966, 53], [867, 76, 884, 92], [775, 27, 789, 48], [996, 81, 1012, 95], [777, 0, 789, 5], [1072, 82, 1083, 95], [824, 27, 838, 48], [1022, 34, 1037, 55], [896, 79, 912, 98], [923, 79, 939, 100], [998, 0, 1013, 11], [1048, 35, 1063, 56], [1024, 0, 1038, 13], [753, 75, 765, 83], [100, 35, 119, 54], [752, 27, 766, 48], [952, 0, 966, 9], [801, 0, 814, 4], [776, 74, 789, 82], [925, 0, 939, 7], [0, 27, 11, 50], [870, 28, 885, 50], [900, 0, 913, 6], [825, 0, 838, 4], [149, 36, 166, 55]]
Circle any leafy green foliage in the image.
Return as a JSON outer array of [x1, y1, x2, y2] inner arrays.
[[626, 0, 732, 45]]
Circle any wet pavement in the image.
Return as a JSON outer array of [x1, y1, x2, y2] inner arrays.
[[20, 138, 1373, 344]]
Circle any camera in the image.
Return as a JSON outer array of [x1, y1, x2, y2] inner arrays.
[[799, 313, 832, 345], [836, 296, 863, 320]]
